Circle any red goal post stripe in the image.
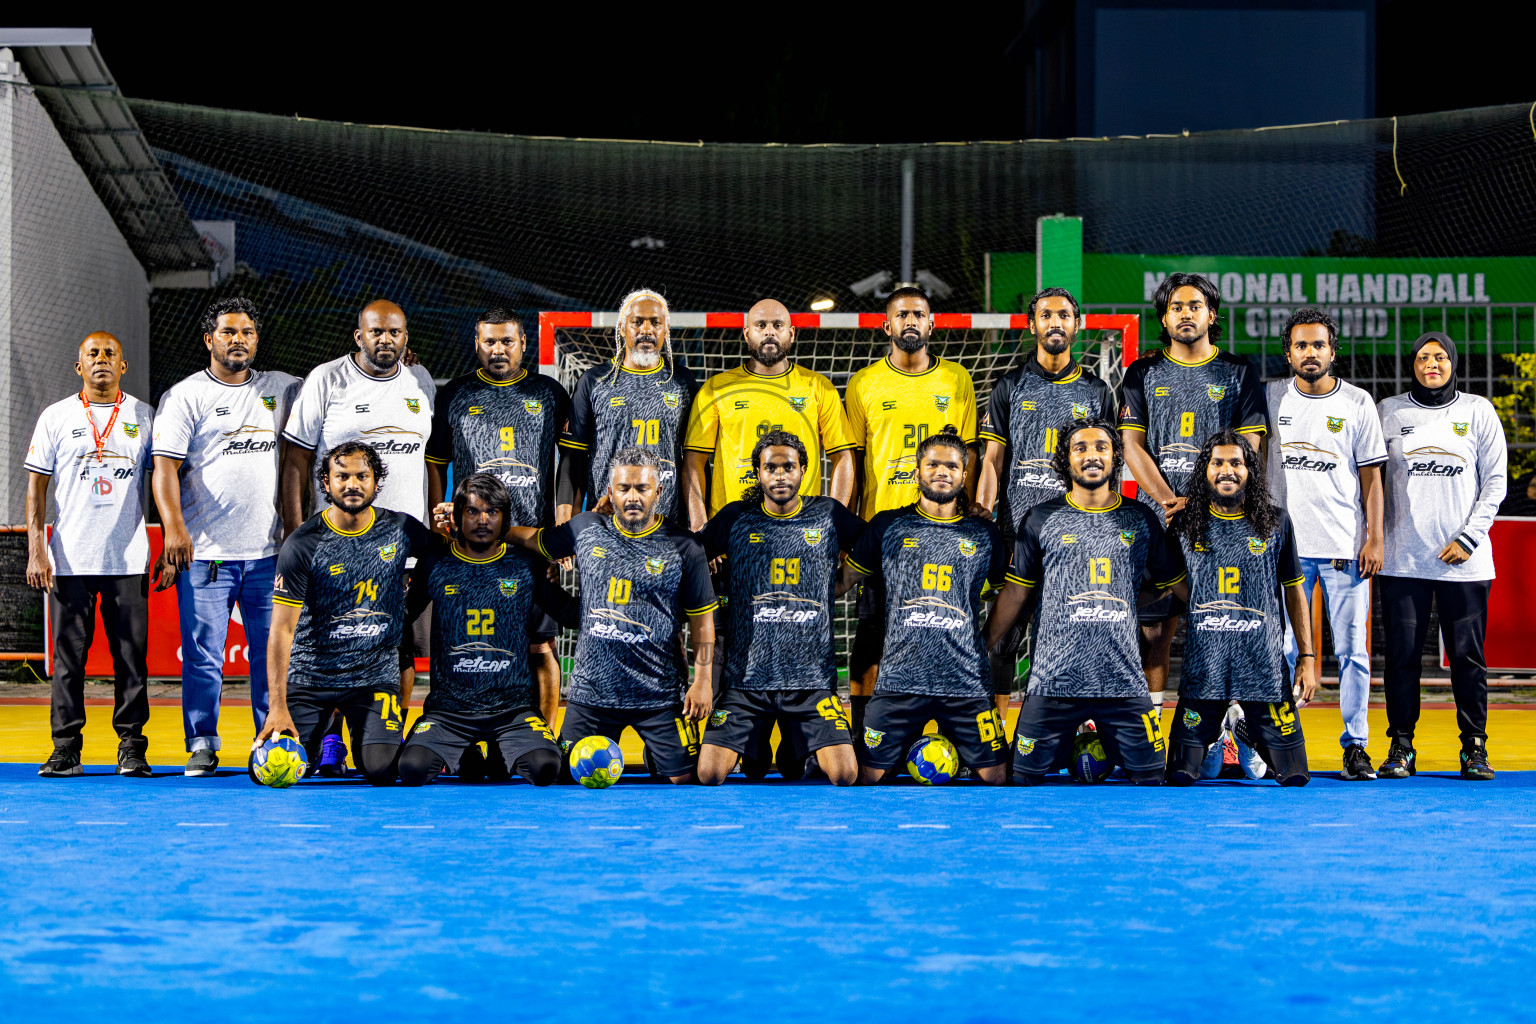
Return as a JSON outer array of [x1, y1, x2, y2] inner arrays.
[[538, 311, 1139, 372]]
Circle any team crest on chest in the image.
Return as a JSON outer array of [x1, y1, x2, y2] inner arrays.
[[788, 396, 808, 411], [379, 543, 398, 562], [261, 395, 277, 411], [934, 395, 951, 412], [1248, 537, 1268, 555], [645, 557, 665, 575], [498, 578, 518, 597], [1207, 385, 1227, 402], [524, 400, 543, 415], [1326, 416, 1345, 433], [662, 393, 680, 409], [1071, 402, 1089, 420], [123, 423, 139, 438], [958, 539, 977, 557], [1453, 421, 1469, 437], [803, 528, 824, 546], [1119, 530, 1135, 546], [404, 398, 420, 414]]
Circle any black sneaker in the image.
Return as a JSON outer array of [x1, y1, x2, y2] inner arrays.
[[185, 749, 219, 777], [1341, 745, 1377, 781], [38, 748, 83, 777], [1460, 744, 1495, 781], [1378, 739, 1416, 779], [117, 752, 152, 777]]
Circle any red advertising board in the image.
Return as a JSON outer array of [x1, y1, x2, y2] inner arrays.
[[1446, 518, 1536, 672]]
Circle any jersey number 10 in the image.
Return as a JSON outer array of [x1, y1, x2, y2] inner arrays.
[[608, 576, 632, 604]]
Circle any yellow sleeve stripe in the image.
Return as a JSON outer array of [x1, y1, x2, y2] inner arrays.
[[1281, 576, 1305, 587], [978, 430, 1007, 444], [686, 601, 720, 616], [1119, 423, 1147, 432], [964, 435, 980, 446], [683, 444, 715, 454], [557, 439, 590, 451], [424, 455, 450, 465], [535, 529, 551, 559], [824, 443, 859, 454], [1154, 572, 1187, 589], [1236, 425, 1268, 434], [273, 596, 304, 608], [1005, 573, 1036, 588], [845, 556, 873, 576]]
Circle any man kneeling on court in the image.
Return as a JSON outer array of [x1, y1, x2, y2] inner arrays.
[[254, 442, 434, 784], [399, 473, 578, 786]]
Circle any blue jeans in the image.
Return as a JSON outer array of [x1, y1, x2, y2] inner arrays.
[[1283, 557, 1372, 749], [176, 556, 275, 751]]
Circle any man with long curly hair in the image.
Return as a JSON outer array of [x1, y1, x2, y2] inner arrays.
[[1161, 430, 1317, 786]]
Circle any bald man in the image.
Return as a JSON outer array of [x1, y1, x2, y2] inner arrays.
[[682, 298, 855, 778], [27, 332, 156, 777], [280, 300, 437, 770]]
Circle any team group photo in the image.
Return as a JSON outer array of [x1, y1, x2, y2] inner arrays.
[[2, 13, 1532, 1023]]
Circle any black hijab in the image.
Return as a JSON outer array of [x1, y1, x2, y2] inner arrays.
[[1409, 331, 1458, 407]]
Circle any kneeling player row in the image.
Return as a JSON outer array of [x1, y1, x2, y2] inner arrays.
[[253, 413, 1312, 789]]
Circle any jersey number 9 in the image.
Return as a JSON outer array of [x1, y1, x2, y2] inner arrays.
[[500, 426, 515, 450]]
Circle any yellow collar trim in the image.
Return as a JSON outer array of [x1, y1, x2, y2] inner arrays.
[[884, 355, 939, 377], [1046, 365, 1083, 384], [1164, 346, 1220, 368], [452, 541, 507, 563], [613, 514, 662, 538], [744, 363, 793, 380], [615, 357, 664, 376], [322, 506, 376, 537], [476, 368, 527, 387], [915, 505, 963, 523], [1208, 505, 1246, 520], [763, 498, 804, 518], [1065, 493, 1122, 513]]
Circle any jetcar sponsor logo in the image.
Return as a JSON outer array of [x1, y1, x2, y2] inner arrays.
[[1192, 600, 1265, 633], [1012, 458, 1065, 494], [752, 592, 823, 625], [360, 426, 424, 455], [1404, 447, 1467, 478], [219, 425, 277, 455], [1067, 590, 1129, 623], [1157, 442, 1201, 476], [1279, 441, 1339, 473], [328, 608, 389, 639], [477, 457, 540, 488], [589, 609, 652, 644], [899, 597, 969, 630], [886, 453, 917, 485], [449, 642, 515, 673]]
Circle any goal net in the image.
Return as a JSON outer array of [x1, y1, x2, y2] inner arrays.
[[541, 310, 1141, 692]]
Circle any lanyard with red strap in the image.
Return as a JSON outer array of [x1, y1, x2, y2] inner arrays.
[[80, 390, 124, 463]]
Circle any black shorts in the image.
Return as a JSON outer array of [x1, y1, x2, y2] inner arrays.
[[288, 682, 405, 758], [399, 599, 433, 669], [850, 577, 887, 682], [1012, 694, 1166, 780], [404, 705, 559, 774], [1137, 591, 1186, 625], [558, 700, 700, 778], [860, 693, 1007, 771], [703, 688, 852, 756], [1168, 698, 1306, 756]]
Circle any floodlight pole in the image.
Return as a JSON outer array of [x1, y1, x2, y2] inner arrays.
[[900, 158, 914, 285]]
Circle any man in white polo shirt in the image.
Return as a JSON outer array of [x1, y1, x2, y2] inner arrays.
[[1266, 308, 1387, 780], [279, 299, 435, 772], [152, 298, 300, 776], [25, 331, 155, 777]]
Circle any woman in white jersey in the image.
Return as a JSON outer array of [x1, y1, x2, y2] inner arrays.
[[1376, 332, 1506, 780]]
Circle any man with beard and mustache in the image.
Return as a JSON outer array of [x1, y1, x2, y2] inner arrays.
[[513, 447, 716, 784], [976, 288, 1113, 720], [839, 428, 1009, 785], [426, 309, 572, 778], [558, 290, 698, 525], [281, 299, 436, 773], [254, 442, 436, 786], [1160, 430, 1315, 787], [843, 287, 979, 740], [681, 298, 856, 778], [150, 298, 300, 775], [1119, 273, 1265, 726], [988, 420, 1183, 786], [1265, 308, 1386, 780]]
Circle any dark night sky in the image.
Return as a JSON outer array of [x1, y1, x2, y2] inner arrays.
[[46, 3, 1528, 144]]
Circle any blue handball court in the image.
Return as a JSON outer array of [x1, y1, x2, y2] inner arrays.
[[1, 763, 1534, 1023]]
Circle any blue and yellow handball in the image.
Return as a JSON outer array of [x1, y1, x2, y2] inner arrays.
[[906, 734, 959, 785], [568, 735, 625, 789], [251, 735, 308, 788], [1069, 730, 1115, 784]]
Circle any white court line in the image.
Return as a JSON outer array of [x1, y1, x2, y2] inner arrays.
[[1511, 824, 1536, 828], [693, 824, 742, 830], [383, 825, 434, 830], [0, 819, 29, 824], [588, 825, 644, 831], [898, 824, 948, 830], [76, 821, 126, 826], [176, 822, 229, 828], [277, 824, 330, 829], [1001, 824, 1053, 830]]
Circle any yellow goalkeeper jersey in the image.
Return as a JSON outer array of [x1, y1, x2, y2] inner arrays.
[[683, 363, 857, 517], [845, 355, 978, 519]]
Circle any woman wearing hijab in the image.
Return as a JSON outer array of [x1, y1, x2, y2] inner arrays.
[[1377, 332, 1507, 780]]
